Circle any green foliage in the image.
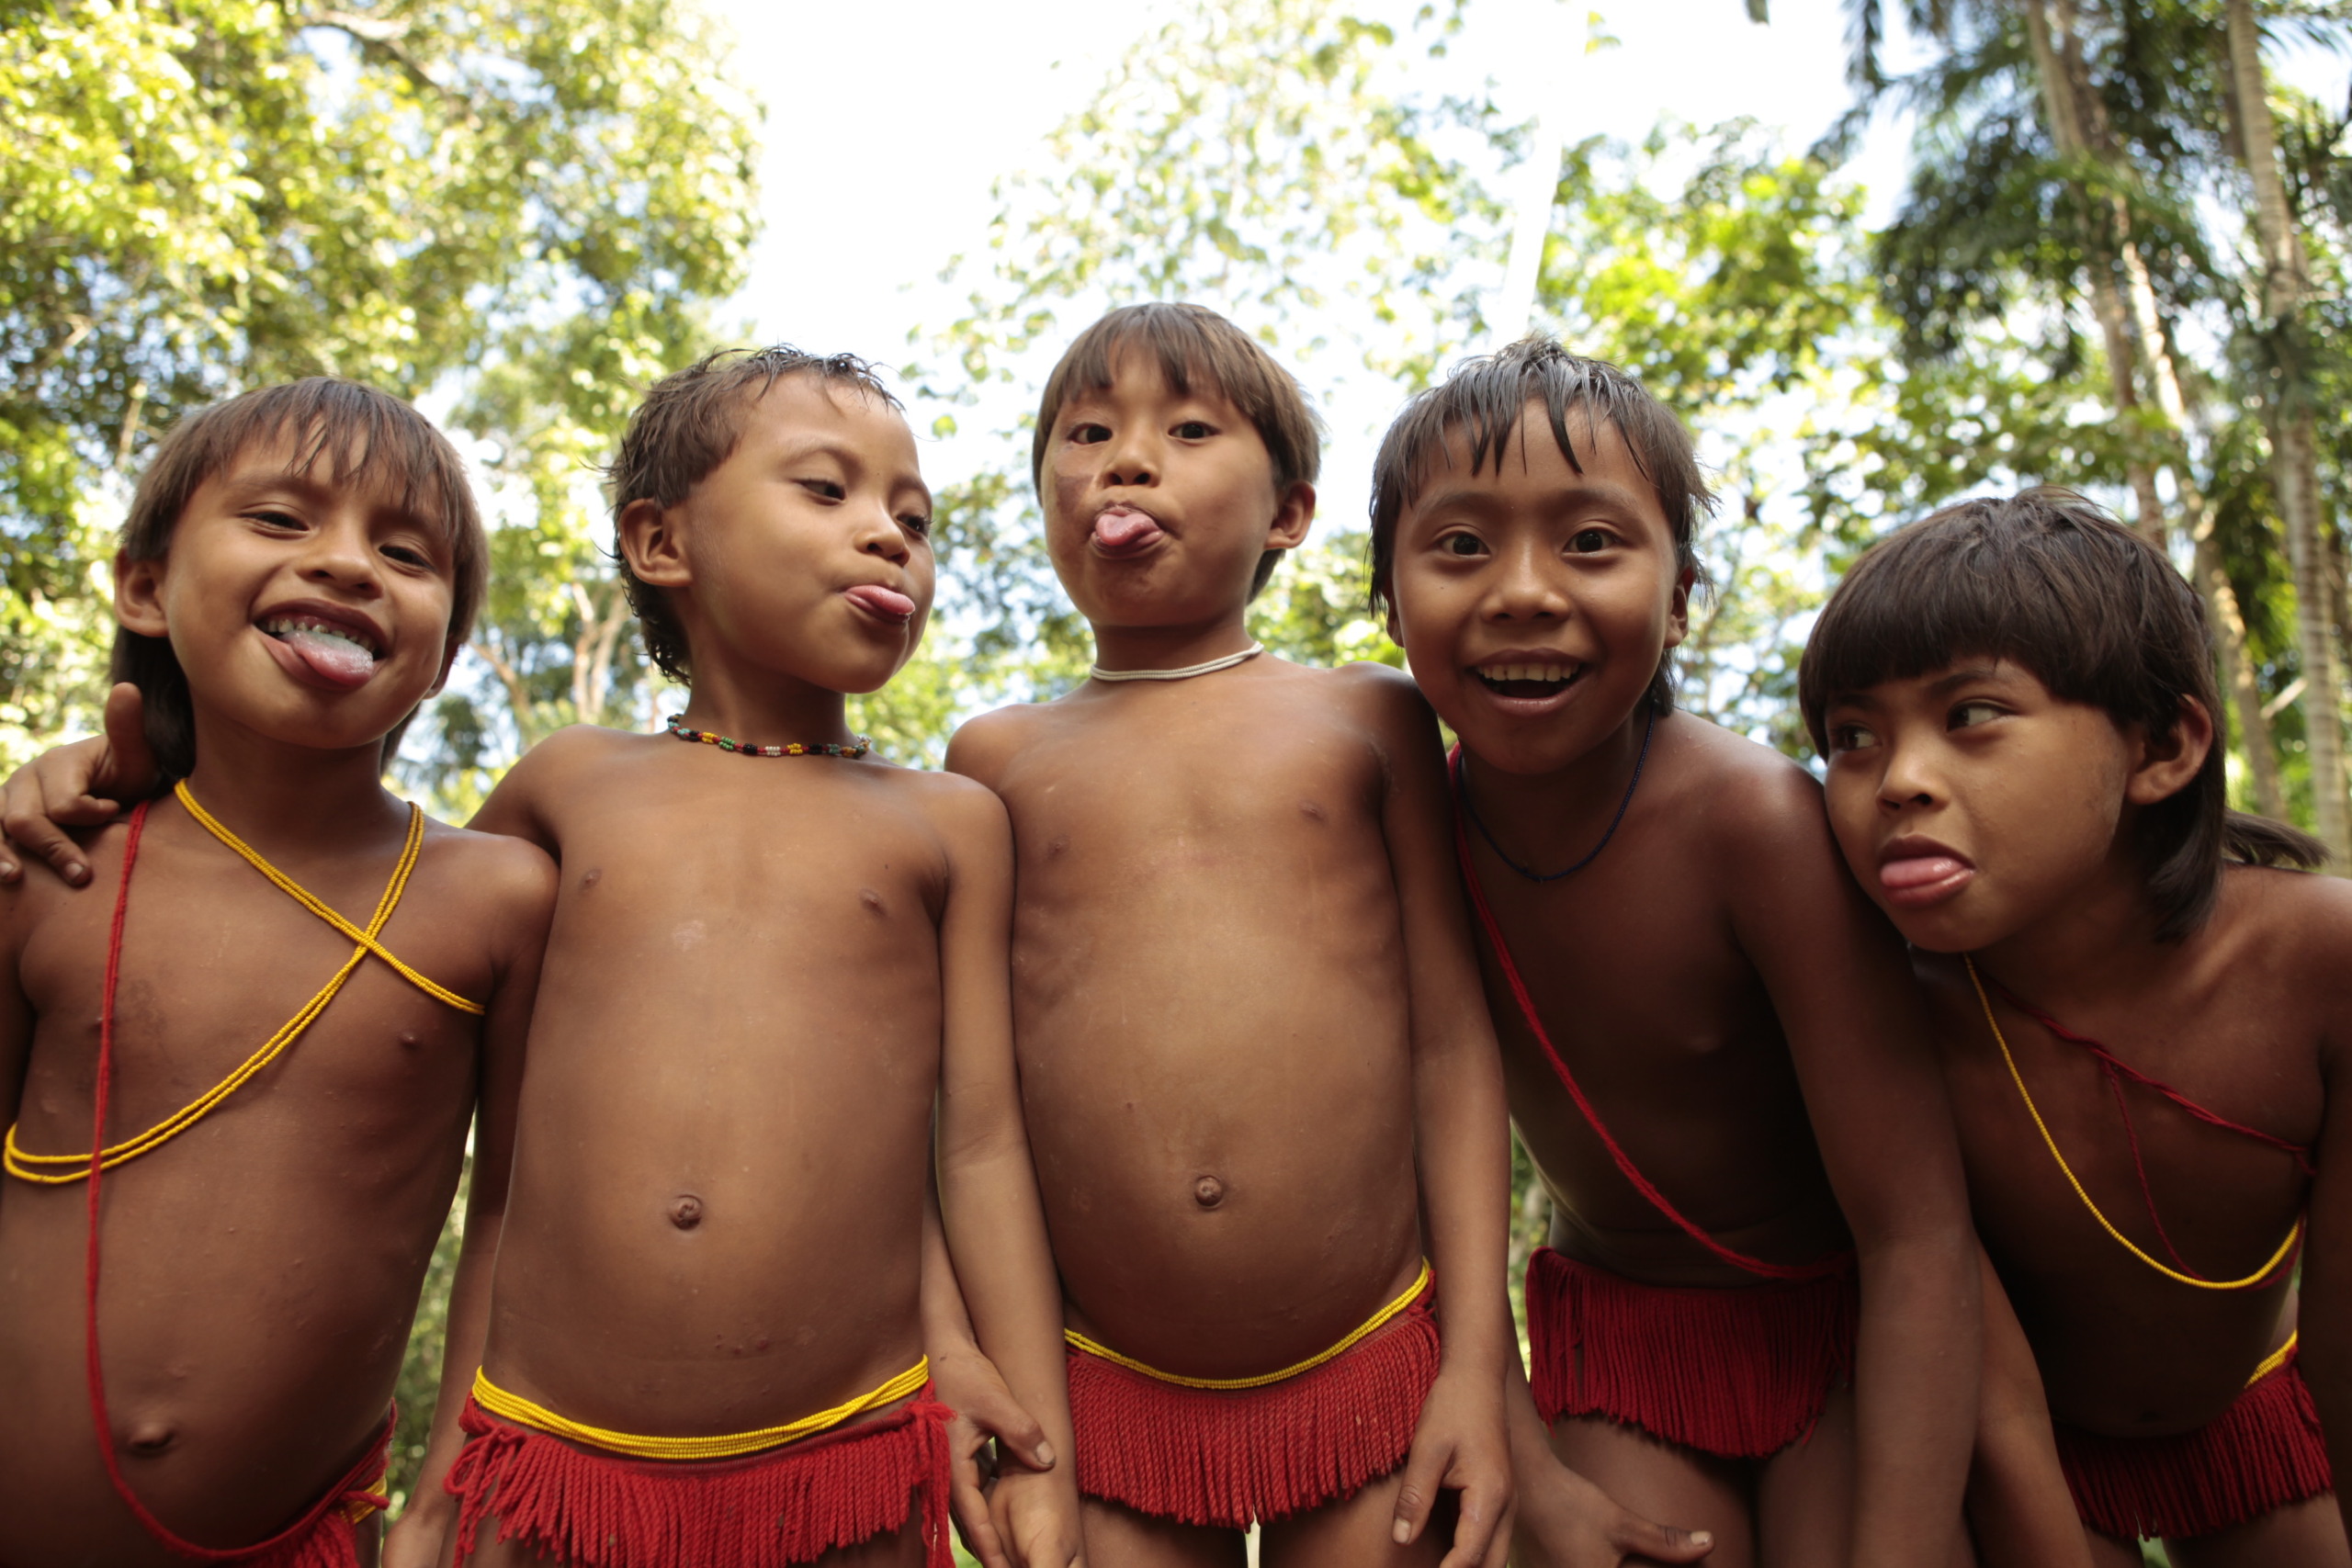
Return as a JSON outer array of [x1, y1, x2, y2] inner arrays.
[[0, 0, 760, 784]]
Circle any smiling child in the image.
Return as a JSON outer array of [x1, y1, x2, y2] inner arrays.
[[1804, 489, 2348, 1568], [0, 378, 555, 1567], [1372, 338, 1978, 1568]]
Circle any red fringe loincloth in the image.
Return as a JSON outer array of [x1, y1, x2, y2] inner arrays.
[[2055, 1347, 2335, 1542], [1067, 1290, 1442, 1529], [1526, 1246, 1858, 1460], [445, 1388, 953, 1568]]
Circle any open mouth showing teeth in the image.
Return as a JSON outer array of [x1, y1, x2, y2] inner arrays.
[[261, 614, 382, 684], [1474, 662, 1581, 699]]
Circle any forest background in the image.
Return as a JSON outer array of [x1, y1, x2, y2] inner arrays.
[[8, 0, 2352, 1537]]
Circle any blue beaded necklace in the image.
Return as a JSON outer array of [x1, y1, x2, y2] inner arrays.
[[1453, 705, 1656, 882]]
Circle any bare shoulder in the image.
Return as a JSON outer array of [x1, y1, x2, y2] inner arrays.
[[1309, 659, 1441, 749], [417, 815, 559, 925], [2223, 862, 2352, 998], [877, 761, 1012, 850], [471, 723, 644, 844], [944, 701, 1055, 787], [1664, 712, 1836, 869]]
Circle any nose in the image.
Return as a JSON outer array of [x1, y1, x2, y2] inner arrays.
[[1100, 426, 1158, 489], [852, 497, 911, 566], [1877, 732, 1940, 812], [300, 517, 381, 596], [1485, 536, 1568, 623]]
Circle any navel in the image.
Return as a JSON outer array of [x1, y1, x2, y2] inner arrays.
[[668, 1194, 704, 1231], [124, 1421, 175, 1455], [1193, 1175, 1226, 1210]]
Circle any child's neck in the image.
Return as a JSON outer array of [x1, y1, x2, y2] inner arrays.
[[182, 712, 404, 854], [675, 662, 859, 750], [1088, 609, 1256, 677], [1973, 847, 2176, 1010], [1461, 705, 1652, 835]]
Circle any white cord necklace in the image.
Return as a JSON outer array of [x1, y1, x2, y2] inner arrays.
[[1090, 642, 1265, 682]]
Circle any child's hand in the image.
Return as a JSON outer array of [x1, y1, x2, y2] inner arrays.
[[929, 1344, 1059, 1568], [989, 1463, 1087, 1568], [1510, 1457, 1713, 1568], [379, 1505, 449, 1568], [1393, 1365, 1515, 1568], [0, 682, 156, 886]]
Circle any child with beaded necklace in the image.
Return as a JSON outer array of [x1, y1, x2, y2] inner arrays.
[[1370, 339, 1979, 1568], [0, 350, 1084, 1568], [1804, 489, 2348, 1567], [938, 302, 1515, 1568], [0, 378, 554, 1568]]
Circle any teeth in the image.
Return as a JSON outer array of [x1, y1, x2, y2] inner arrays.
[[1479, 662, 1574, 685], [261, 615, 379, 658]]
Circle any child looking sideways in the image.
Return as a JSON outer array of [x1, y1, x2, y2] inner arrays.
[[0, 350, 1082, 1568], [1370, 338, 1978, 1568], [0, 379, 554, 1567], [942, 303, 1514, 1568], [1802, 490, 2348, 1568]]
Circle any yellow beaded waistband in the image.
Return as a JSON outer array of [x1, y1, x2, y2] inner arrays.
[[1065, 1259, 1433, 1391], [2248, 1331, 2298, 1389], [470, 1359, 928, 1461]]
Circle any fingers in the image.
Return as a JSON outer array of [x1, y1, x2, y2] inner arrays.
[[0, 784, 96, 888], [1436, 1475, 1511, 1568], [1389, 1436, 1452, 1547], [947, 1413, 1017, 1568], [100, 682, 155, 786], [959, 1376, 1056, 1472], [1609, 1507, 1714, 1563]]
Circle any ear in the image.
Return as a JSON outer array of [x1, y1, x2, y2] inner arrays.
[[2125, 694, 2214, 807], [1659, 563, 1698, 653], [1384, 597, 1405, 649], [618, 496, 693, 589], [113, 550, 169, 638], [1263, 480, 1316, 552]]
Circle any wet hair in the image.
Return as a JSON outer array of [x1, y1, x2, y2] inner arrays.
[[607, 346, 900, 683], [1368, 338, 1713, 714], [1031, 303, 1322, 598], [113, 378, 486, 781], [1799, 487, 2324, 941]]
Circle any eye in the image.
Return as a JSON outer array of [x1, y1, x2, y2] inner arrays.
[[1069, 423, 1111, 446], [1568, 526, 1612, 554], [1950, 699, 2005, 731], [899, 511, 933, 536], [379, 542, 434, 569], [797, 478, 846, 502], [1171, 420, 1214, 439], [247, 509, 306, 532], [1828, 721, 1880, 752], [1439, 531, 1487, 558]]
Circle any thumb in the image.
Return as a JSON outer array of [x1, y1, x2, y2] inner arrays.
[[1388, 1436, 1451, 1546], [1610, 1507, 1713, 1563], [98, 683, 158, 797], [959, 1376, 1057, 1473]]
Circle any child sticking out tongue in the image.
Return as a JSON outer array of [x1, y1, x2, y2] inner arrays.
[[1092, 503, 1162, 555], [273, 620, 377, 689]]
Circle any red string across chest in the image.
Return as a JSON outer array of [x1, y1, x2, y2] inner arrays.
[[1448, 751, 1849, 1283]]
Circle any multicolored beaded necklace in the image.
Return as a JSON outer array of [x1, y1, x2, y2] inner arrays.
[[665, 714, 871, 759]]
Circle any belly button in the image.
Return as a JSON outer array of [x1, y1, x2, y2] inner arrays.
[[125, 1422, 174, 1455], [1193, 1176, 1225, 1209], [668, 1194, 703, 1230]]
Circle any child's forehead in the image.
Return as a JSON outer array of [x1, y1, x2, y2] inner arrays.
[[1411, 403, 1657, 511], [1069, 344, 1243, 412], [1834, 657, 2055, 706]]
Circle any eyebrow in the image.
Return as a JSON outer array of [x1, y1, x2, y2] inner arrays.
[[1410, 477, 1654, 517], [1926, 663, 2009, 695]]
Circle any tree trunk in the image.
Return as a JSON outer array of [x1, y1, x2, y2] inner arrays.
[[2227, 0, 2347, 860]]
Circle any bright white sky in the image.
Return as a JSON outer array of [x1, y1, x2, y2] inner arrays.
[[702, 0, 2349, 525]]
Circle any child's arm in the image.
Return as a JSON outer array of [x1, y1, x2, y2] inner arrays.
[[379, 840, 555, 1568], [931, 778, 1084, 1568], [1724, 772, 1977, 1568], [2302, 998, 2352, 1539], [1364, 672, 1515, 1568], [1963, 1248, 2095, 1568], [1505, 1352, 1714, 1566], [923, 1180, 1062, 1568], [0, 683, 157, 886]]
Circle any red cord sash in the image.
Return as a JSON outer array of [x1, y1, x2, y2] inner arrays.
[[1449, 751, 1848, 1282], [85, 801, 391, 1560]]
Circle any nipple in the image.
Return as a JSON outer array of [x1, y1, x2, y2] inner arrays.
[[125, 1422, 175, 1456], [1193, 1176, 1226, 1210], [668, 1194, 704, 1231]]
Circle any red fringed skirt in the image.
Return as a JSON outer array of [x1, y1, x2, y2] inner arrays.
[[1526, 1246, 1859, 1460], [2055, 1345, 2334, 1542], [1066, 1283, 1442, 1529], [445, 1388, 953, 1568]]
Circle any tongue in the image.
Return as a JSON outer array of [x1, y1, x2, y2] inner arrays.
[[1880, 855, 1968, 890], [1094, 508, 1163, 550], [846, 584, 917, 619], [280, 627, 377, 690]]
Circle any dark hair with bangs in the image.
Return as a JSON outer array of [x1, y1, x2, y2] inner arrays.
[[1031, 303, 1322, 599], [1799, 487, 2323, 940], [114, 378, 485, 782], [608, 345, 899, 682], [1368, 338, 1713, 714]]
